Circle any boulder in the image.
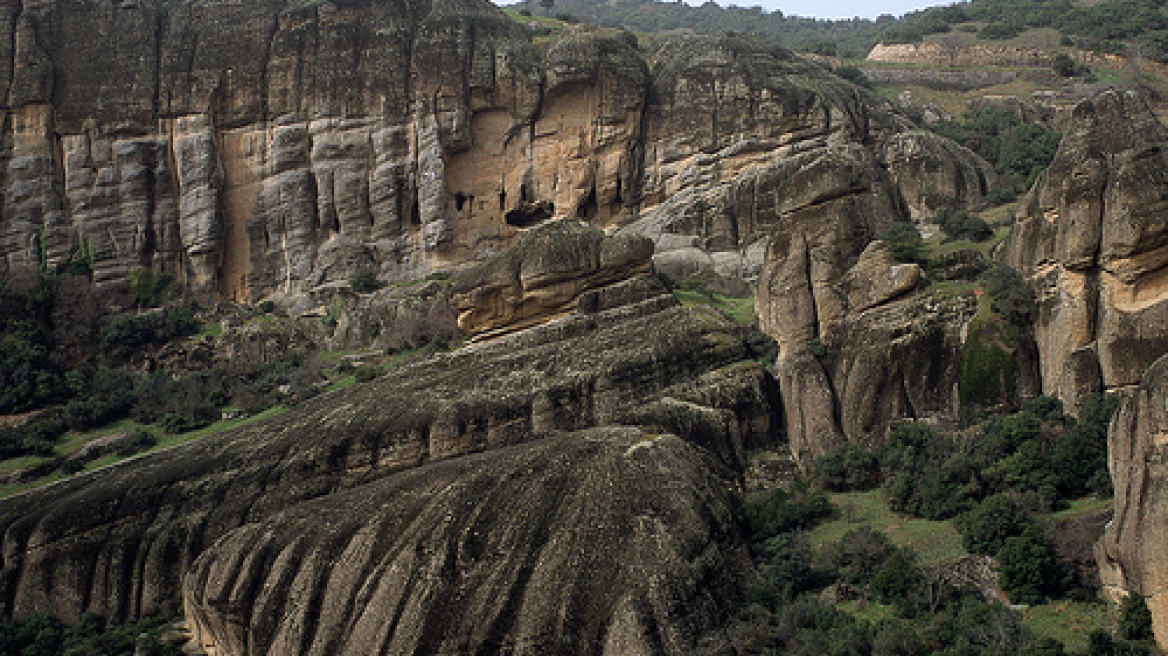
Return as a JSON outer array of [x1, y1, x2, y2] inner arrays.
[[882, 130, 1000, 223], [451, 219, 653, 339]]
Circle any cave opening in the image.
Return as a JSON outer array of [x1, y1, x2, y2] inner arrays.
[[505, 200, 554, 227], [576, 185, 598, 220]]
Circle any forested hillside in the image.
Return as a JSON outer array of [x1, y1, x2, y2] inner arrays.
[[514, 0, 1168, 61]]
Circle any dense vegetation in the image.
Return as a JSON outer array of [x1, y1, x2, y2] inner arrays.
[[726, 394, 1146, 655], [932, 108, 1062, 201], [0, 613, 181, 656], [517, 0, 1168, 61]]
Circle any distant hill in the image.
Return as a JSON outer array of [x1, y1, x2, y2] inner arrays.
[[511, 0, 1168, 62]]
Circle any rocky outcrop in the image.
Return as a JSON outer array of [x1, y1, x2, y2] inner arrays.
[[882, 130, 999, 222], [1097, 354, 1168, 649], [0, 221, 780, 654], [742, 142, 975, 460], [183, 426, 746, 656], [452, 219, 653, 338], [0, 5, 1000, 315], [1002, 89, 1168, 412]]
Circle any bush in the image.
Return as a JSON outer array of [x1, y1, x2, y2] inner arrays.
[[936, 208, 993, 242], [128, 268, 174, 308], [348, 269, 382, 293], [113, 429, 157, 457], [998, 526, 1070, 604], [833, 65, 872, 89], [1120, 592, 1154, 641], [353, 366, 381, 384], [981, 264, 1036, 326], [955, 494, 1031, 556], [881, 222, 924, 264], [159, 405, 218, 434], [748, 533, 825, 608], [823, 527, 897, 585], [743, 484, 832, 545], [812, 443, 880, 492]]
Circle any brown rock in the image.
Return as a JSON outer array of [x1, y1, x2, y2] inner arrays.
[[1097, 354, 1168, 649], [1002, 89, 1168, 410], [451, 219, 653, 338]]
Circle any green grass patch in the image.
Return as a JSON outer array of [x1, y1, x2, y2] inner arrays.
[[1022, 600, 1110, 653], [836, 599, 898, 625], [923, 222, 1012, 260], [809, 489, 966, 566], [1052, 496, 1113, 523], [671, 289, 756, 326]]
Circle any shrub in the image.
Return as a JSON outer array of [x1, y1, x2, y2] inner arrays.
[[128, 268, 174, 308], [998, 526, 1069, 604], [743, 484, 832, 544], [353, 366, 381, 384], [1120, 592, 1154, 641], [955, 494, 1031, 556], [812, 443, 880, 492], [159, 405, 218, 434], [349, 269, 382, 293], [113, 429, 157, 457], [981, 263, 1036, 325], [834, 65, 872, 89], [748, 533, 825, 608], [936, 208, 993, 242], [881, 222, 924, 264]]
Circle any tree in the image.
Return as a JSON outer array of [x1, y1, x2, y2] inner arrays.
[[956, 494, 1030, 556], [540, 0, 554, 15], [882, 222, 924, 264], [1120, 593, 1154, 641]]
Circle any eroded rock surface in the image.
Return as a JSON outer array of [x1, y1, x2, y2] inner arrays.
[[1002, 89, 1168, 411], [882, 129, 999, 222], [1097, 354, 1168, 649], [0, 14, 994, 309], [0, 223, 778, 654], [452, 219, 653, 338]]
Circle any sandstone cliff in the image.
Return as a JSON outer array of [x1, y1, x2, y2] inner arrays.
[[1097, 354, 1168, 648], [0, 5, 997, 309], [0, 220, 779, 655], [1002, 89, 1168, 412]]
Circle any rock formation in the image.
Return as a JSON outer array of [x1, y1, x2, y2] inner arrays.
[[1097, 354, 1168, 648], [882, 130, 999, 222], [1002, 89, 1168, 412], [0, 220, 779, 655], [452, 219, 653, 339], [0, 5, 996, 308]]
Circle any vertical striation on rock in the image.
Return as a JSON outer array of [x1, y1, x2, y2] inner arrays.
[[1002, 89, 1168, 412]]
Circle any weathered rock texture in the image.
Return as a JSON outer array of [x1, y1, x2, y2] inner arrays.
[[742, 142, 978, 460], [0, 10, 995, 306], [1002, 89, 1168, 412], [452, 219, 653, 338], [0, 222, 780, 655], [1097, 354, 1168, 649], [882, 130, 999, 222]]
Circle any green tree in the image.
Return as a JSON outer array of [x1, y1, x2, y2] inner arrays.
[[882, 222, 924, 264], [129, 268, 174, 309], [1120, 592, 1154, 641], [955, 494, 1030, 556]]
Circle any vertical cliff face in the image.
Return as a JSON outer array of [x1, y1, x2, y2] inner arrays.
[[1002, 89, 1168, 412], [0, 0, 658, 301], [1097, 355, 1168, 649]]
